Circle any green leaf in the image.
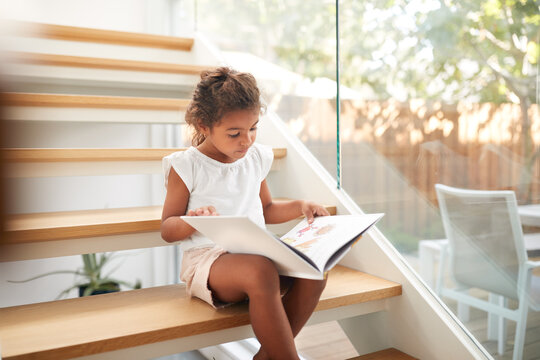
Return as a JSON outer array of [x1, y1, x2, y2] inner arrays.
[[482, 0, 502, 18], [527, 41, 539, 64], [56, 283, 85, 300], [8, 270, 85, 283], [82, 285, 95, 297]]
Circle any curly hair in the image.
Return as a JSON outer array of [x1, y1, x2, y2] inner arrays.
[[185, 67, 266, 146]]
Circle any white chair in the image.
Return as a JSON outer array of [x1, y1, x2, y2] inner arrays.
[[435, 184, 540, 360]]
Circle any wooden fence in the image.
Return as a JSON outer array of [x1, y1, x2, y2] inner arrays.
[[274, 96, 540, 249]]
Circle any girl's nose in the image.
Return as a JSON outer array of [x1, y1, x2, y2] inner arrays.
[[240, 133, 253, 145]]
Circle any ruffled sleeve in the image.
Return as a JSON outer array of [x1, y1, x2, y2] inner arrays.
[[253, 143, 274, 182], [162, 150, 194, 191]]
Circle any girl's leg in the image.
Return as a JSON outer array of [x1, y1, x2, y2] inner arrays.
[[282, 277, 327, 337], [255, 276, 327, 359], [208, 253, 300, 360]]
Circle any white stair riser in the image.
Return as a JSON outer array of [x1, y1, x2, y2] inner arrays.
[[0, 232, 166, 262], [4, 63, 201, 90], [6, 106, 187, 124], [2, 36, 200, 64]]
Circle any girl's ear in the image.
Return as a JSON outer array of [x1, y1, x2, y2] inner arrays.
[[198, 123, 210, 136]]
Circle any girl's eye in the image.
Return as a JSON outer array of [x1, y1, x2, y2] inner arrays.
[[228, 133, 240, 138], [250, 127, 258, 132]]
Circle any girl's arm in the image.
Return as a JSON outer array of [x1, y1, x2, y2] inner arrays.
[[161, 169, 215, 242], [259, 179, 329, 224]]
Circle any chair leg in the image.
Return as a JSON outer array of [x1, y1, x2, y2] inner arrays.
[[486, 294, 507, 355], [487, 294, 498, 341], [513, 268, 532, 360], [513, 304, 528, 360], [497, 304, 507, 356], [488, 293, 508, 355]]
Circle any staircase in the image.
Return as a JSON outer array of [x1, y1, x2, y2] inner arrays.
[[0, 266, 401, 360], [0, 21, 488, 360]]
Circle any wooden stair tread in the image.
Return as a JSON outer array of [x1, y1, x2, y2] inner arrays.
[[3, 201, 335, 244], [0, 265, 402, 360], [348, 348, 417, 360], [5, 92, 190, 110], [13, 21, 195, 51], [2, 147, 287, 163], [3, 206, 163, 243], [7, 52, 211, 75]]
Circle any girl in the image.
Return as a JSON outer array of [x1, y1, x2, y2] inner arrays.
[[161, 67, 329, 360]]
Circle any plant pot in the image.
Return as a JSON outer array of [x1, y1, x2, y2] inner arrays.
[[78, 282, 120, 297]]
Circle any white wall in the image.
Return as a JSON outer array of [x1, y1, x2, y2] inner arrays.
[[0, 0, 195, 37], [0, 0, 150, 33], [0, 0, 192, 307]]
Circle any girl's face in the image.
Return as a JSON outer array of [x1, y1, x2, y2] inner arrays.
[[198, 109, 259, 163]]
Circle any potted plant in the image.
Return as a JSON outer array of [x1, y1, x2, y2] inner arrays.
[[9, 252, 141, 298]]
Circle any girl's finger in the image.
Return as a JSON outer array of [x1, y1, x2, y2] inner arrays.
[[320, 207, 330, 216]]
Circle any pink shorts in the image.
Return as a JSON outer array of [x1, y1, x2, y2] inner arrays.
[[180, 245, 229, 308]]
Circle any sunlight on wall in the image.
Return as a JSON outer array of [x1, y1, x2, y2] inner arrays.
[[0, 0, 149, 33]]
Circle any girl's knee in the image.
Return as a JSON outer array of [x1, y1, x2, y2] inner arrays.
[[244, 255, 280, 296]]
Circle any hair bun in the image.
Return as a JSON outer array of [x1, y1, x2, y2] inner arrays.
[[200, 67, 233, 81]]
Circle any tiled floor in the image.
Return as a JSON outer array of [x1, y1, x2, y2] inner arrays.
[[450, 299, 540, 360]]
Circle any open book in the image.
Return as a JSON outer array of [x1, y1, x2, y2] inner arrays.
[[182, 214, 384, 280]]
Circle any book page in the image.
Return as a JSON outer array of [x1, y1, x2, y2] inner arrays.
[[181, 214, 382, 279], [181, 215, 324, 279], [280, 214, 383, 271]]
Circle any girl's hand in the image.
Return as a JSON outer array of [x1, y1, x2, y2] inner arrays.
[[301, 201, 330, 223], [187, 206, 219, 216]]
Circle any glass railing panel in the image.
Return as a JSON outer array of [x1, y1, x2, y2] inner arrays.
[[339, 1, 539, 358], [194, 0, 339, 180]]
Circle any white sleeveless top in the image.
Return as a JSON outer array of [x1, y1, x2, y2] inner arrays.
[[163, 143, 274, 250]]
